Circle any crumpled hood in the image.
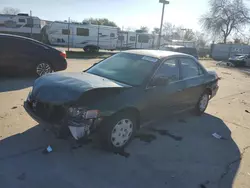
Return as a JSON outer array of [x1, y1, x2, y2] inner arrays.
[[32, 72, 126, 104]]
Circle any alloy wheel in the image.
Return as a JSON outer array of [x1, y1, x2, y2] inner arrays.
[[36, 63, 53, 76]]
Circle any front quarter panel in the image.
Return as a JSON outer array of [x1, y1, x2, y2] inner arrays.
[[75, 87, 145, 118]]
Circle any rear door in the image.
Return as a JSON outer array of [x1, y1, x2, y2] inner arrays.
[[179, 57, 206, 108], [144, 58, 186, 121]]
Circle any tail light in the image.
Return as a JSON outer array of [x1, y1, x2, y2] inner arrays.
[[60, 51, 66, 59]]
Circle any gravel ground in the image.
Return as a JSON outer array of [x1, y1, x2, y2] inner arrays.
[[0, 59, 250, 188]]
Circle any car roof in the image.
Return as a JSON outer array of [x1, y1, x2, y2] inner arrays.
[[123, 49, 192, 59]]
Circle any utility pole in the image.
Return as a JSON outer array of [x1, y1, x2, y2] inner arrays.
[[30, 10, 33, 38], [158, 0, 169, 48], [97, 23, 100, 48], [68, 17, 70, 52]]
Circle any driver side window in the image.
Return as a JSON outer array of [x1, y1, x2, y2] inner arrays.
[[153, 58, 180, 83]]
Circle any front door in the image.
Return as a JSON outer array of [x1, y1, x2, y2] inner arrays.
[[142, 58, 186, 121]]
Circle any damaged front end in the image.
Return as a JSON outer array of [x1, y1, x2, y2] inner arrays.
[[24, 92, 101, 140], [67, 107, 100, 140]]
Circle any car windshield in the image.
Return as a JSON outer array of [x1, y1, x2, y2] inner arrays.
[[87, 52, 159, 86]]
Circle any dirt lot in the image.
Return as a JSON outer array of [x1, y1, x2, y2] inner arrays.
[[0, 59, 250, 188]]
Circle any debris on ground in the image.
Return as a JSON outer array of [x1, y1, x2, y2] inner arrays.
[[216, 61, 235, 67], [178, 119, 187, 123], [17, 172, 26, 181], [42, 145, 53, 154], [149, 128, 183, 141], [221, 72, 232, 75], [245, 110, 250, 113], [134, 132, 157, 143], [11, 106, 17, 109], [114, 150, 130, 158]]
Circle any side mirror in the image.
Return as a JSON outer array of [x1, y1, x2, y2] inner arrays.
[[149, 77, 168, 86]]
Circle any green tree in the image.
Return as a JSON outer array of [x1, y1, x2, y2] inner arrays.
[[152, 27, 160, 35], [83, 18, 117, 27], [138, 26, 149, 33]]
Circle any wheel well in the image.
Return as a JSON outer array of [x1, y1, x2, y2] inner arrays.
[[116, 107, 140, 129], [84, 45, 99, 49], [205, 88, 212, 96]]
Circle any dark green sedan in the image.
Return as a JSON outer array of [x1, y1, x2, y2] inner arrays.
[[24, 50, 219, 151]]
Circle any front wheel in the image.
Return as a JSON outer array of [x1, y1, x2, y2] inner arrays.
[[99, 112, 136, 151], [195, 92, 210, 115]]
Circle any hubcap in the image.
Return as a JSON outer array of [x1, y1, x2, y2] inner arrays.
[[199, 94, 209, 111], [36, 63, 52, 76], [111, 119, 133, 147]]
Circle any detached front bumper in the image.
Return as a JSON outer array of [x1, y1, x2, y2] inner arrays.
[[211, 85, 219, 99], [24, 101, 101, 140]]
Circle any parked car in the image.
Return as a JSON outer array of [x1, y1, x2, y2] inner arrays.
[[24, 50, 219, 151], [160, 45, 199, 59], [0, 34, 67, 76], [228, 54, 250, 67]]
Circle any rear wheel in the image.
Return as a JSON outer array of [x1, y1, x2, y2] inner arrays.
[[195, 91, 210, 115], [99, 112, 136, 151], [84, 46, 99, 53], [36, 62, 53, 77]]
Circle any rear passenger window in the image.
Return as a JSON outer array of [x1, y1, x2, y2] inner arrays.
[[154, 58, 179, 83], [180, 58, 203, 79]]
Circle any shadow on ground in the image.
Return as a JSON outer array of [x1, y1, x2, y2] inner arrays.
[[0, 113, 240, 188], [0, 77, 34, 92]]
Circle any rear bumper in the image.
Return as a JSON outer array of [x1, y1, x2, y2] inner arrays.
[[53, 59, 67, 71]]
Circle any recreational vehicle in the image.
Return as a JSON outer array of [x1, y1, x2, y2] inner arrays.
[[117, 31, 165, 49], [45, 21, 118, 52], [0, 13, 43, 41]]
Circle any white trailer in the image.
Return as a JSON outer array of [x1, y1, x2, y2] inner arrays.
[[117, 31, 165, 49], [46, 21, 118, 51], [0, 13, 42, 41]]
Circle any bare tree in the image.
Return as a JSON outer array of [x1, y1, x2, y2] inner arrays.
[[162, 22, 182, 41], [183, 29, 195, 41], [200, 0, 249, 43], [1, 7, 20, 15], [194, 32, 208, 48]]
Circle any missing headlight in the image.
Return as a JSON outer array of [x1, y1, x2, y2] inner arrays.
[[68, 107, 86, 118]]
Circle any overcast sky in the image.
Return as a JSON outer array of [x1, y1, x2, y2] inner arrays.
[[1, 0, 248, 32]]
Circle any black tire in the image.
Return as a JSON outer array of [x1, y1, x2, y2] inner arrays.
[[84, 46, 91, 52], [194, 91, 210, 116], [99, 111, 137, 152], [36, 62, 53, 77]]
